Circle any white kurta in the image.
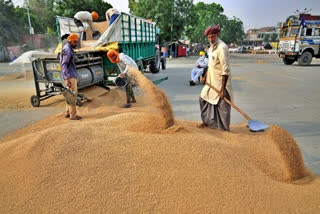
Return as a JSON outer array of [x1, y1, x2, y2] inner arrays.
[[191, 55, 208, 82], [117, 53, 138, 74], [74, 11, 94, 31], [200, 39, 233, 105]]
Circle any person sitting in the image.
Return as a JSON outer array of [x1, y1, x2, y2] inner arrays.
[[106, 8, 120, 26], [189, 51, 208, 86], [73, 11, 99, 41], [107, 49, 138, 108]]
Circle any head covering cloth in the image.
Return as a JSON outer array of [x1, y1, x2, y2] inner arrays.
[[204, 24, 221, 36]]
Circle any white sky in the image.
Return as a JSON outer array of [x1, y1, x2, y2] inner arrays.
[[13, 0, 320, 30]]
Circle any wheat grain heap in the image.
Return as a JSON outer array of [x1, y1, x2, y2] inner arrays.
[[0, 68, 319, 213]]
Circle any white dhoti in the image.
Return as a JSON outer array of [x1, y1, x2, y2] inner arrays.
[[191, 67, 204, 83]]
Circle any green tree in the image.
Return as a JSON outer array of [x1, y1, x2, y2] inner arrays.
[[54, 0, 112, 21], [185, 2, 245, 44], [220, 17, 245, 44], [128, 0, 138, 14], [130, 0, 193, 42], [185, 2, 225, 44], [263, 34, 270, 43], [28, 0, 56, 34], [0, 0, 26, 45], [270, 32, 278, 42]]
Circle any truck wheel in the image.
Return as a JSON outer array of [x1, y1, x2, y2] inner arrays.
[[298, 51, 312, 66], [30, 95, 40, 107], [150, 50, 161, 73], [161, 57, 166, 70], [137, 60, 144, 72], [283, 57, 295, 65]]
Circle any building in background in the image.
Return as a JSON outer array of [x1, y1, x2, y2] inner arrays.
[[241, 23, 281, 47]]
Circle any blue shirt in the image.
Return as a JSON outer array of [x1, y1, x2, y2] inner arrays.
[[60, 43, 77, 80]]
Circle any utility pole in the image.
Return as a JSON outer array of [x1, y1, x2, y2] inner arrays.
[[169, 0, 174, 58], [25, 0, 34, 47], [26, 0, 34, 35]]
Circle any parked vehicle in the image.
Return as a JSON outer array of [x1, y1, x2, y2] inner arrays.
[[278, 13, 320, 65]]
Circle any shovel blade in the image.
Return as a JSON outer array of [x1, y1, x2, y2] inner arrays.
[[248, 120, 269, 132], [62, 90, 76, 105]]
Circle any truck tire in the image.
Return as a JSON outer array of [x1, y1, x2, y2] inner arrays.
[[136, 60, 144, 72], [283, 57, 295, 65], [298, 51, 312, 66], [150, 50, 161, 73], [161, 57, 166, 70]]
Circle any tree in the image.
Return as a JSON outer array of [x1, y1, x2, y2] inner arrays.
[[128, 0, 138, 14], [129, 0, 193, 42], [185, 2, 225, 44], [28, 0, 56, 34], [270, 33, 278, 42], [185, 2, 245, 44], [54, 0, 112, 22], [220, 17, 245, 44], [263, 34, 270, 43], [0, 0, 26, 46]]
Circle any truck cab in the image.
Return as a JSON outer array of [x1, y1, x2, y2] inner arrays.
[[278, 14, 320, 65]]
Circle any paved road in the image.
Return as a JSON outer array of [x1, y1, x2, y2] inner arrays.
[[1, 55, 320, 174], [150, 54, 320, 175]]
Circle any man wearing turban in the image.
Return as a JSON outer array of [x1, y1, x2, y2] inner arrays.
[[60, 33, 82, 120], [107, 49, 138, 108], [198, 24, 233, 131]]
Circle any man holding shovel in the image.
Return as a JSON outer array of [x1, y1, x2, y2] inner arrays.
[[60, 33, 82, 120], [198, 24, 233, 131]]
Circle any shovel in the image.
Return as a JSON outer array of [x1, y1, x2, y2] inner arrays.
[[205, 83, 269, 132], [61, 88, 77, 105]]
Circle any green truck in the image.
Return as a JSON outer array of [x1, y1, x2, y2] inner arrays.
[[56, 12, 164, 83], [30, 12, 167, 107]]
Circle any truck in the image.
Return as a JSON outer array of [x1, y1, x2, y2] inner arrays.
[[278, 14, 320, 66], [30, 12, 167, 107]]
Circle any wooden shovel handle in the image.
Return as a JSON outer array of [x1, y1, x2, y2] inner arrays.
[[205, 83, 252, 121]]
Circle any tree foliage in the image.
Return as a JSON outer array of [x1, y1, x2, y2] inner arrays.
[[54, 0, 112, 22], [220, 17, 245, 44], [263, 34, 270, 43], [185, 2, 245, 44], [0, 0, 26, 45], [0, 0, 113, 46], [270, 33, 278, 42], [129, 0, 193, 42]]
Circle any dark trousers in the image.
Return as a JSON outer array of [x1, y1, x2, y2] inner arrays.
[[125, 84, 135, 104]]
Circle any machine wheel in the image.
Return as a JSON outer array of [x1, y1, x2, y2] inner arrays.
[[150, 50, 161, 73], [136, 60, 144, 72], [298, 51, 312, 66], [30, 95, 40, 107], [283, 57, 295, 65], [161, 57, 166, 70], [76, 97, 83, 107]]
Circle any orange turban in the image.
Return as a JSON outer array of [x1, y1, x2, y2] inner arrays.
[[91, 11, 99, 21], [67, 33, 79, 42], [107, 49, 120, 63], [204, 24, 221, 36]]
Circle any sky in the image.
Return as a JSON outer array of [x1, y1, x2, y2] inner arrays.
[[194, 0, 320, 30], [107, 0, 320, 31], [13, 0, 320, 31]]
